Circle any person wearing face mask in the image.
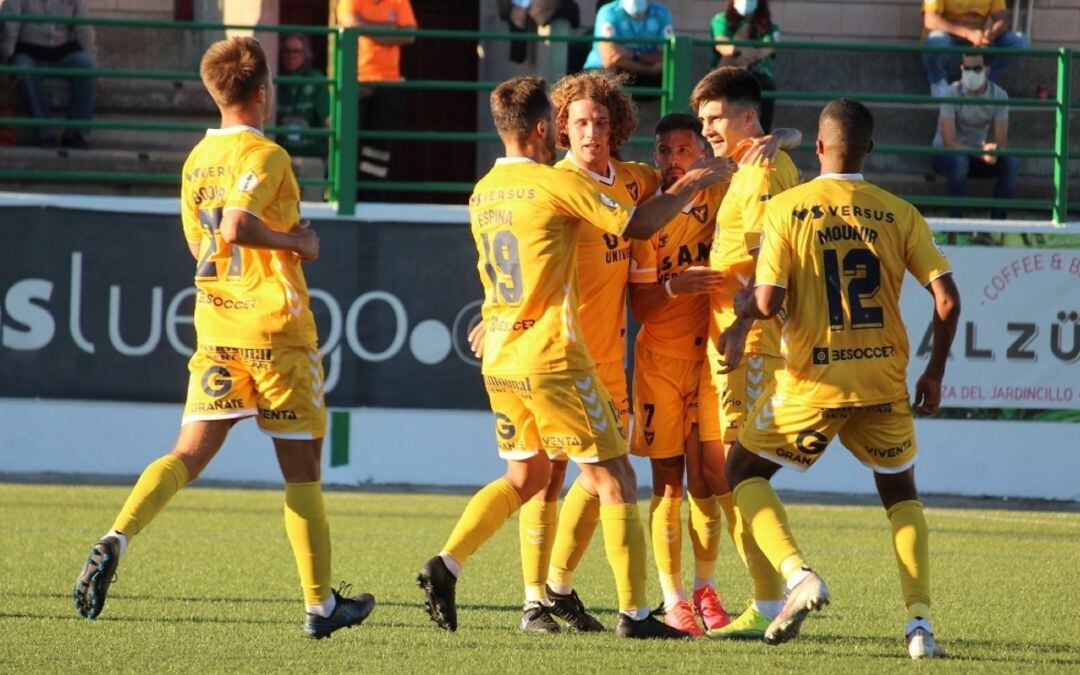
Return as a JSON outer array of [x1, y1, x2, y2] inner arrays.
[[930, 53, 1018, 220], [583, 0, 674, 88], [921, 0, 1029, 98], [711, 0, 779, 133]]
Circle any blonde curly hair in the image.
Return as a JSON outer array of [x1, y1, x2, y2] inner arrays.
[[551, 70, 638, 152]]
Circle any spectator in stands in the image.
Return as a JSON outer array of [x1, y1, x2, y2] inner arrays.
[[276, 33, 329, 159], [336, 0, 417, 200], [0, 0, 96, 148], [583, 0, 673, 88], [931, 53, 1018, 220], [922, 0, 1029, 97], [711, 0, 779, 132]]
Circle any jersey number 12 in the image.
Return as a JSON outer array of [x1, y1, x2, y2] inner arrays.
[[822, 247, 883, 331]]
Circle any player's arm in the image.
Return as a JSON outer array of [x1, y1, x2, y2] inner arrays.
[[734, 283, 785, 321], [624, 157, 733, 240], [187, 242, 201, 260], [630, 267, 726, 323], [220, 211, 320, 261], [736, 127, 803, 166], [914, 273, 961, 414]]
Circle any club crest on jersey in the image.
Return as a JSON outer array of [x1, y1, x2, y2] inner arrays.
[[625, 181, 639, 201], [237, 171, 259, 192], [689, 204, 709, 223], [599, 193, 619, 209], [658, 232, 669, 247]]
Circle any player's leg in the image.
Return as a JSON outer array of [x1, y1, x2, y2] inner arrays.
[[683, 427, 728, 632], [727, 388, 837, 645], [517, 458, 567, 632], [74, 346, 255, 620], [841, 402, 942, 659]]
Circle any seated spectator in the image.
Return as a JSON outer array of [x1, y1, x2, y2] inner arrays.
[[922, 0, 1029, 97], [712, 0, 778, 132], [276, 33, 329, 159], [931, 53, 1018, 220], [583, 0, 673, 88], [0, 0, 96, 148]]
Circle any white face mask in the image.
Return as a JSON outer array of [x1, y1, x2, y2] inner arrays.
[[621, 0, 648, 16], [961, 68, 987, 92], [734, 0, 758, 15]]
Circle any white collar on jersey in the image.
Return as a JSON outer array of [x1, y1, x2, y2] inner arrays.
[[495, 157, 536, 165], [565, 151, 615, 186], [207, 124, 265, 137], [816, 172, 865, 181]]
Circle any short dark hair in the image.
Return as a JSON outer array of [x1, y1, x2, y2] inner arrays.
[[654, 113, 705, 145], [490, 76, 551, 141], [690, 66, 761, 114], [819, 98, 874, 154]]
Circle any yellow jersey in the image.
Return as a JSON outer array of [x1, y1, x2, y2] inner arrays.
[[555, 155, 660, 365], [470, 157, 633, 375], [180, 126, 316, 348], [709, 149, 800, 357], [629, 182, 727, 361], [756, 174, 952, 407]]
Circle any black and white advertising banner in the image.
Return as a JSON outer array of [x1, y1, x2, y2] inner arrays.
[[1, 206, 488, 409], [901, 245, 1080, 409], [3, 208, 1078, 412]]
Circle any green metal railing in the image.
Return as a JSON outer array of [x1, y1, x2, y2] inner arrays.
[[0, 14, 1075, 221]]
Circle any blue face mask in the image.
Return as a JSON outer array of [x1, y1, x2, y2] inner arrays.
[[734, 0, 758, 16], [621, 0, 648, 16]]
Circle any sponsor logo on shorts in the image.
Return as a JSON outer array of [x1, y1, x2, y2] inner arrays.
[[821, 402, 895, 419], [866, 438, 912, 459], [775, 448, 813, 466], [200, 365, 232, 397], [494, 412, 516, 440], [189, 397, 244, 413], [795, 430, 829, 455], [259, 408, 298, 420], [197, 290, 257, 310], [484, 376, 532, 394], [542, 435, 582, 449], [204, 346, 273, 371]]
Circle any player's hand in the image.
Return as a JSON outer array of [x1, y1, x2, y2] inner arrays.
[[736, 134, 782, 166], [981, 141, 998, 165], [716, 318, 750, 374], [732, 286, 754, 320], [680, 156, 734, 192], [292, 219, 319, 262], [468, 319, 486, 358], [669, 266, 725, 295], [913, 371, 943, 415]]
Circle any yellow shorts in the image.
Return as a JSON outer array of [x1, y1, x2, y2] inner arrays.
[[595, 359, 630, 436], [698, 351, 782, 444], [483, 369, 627, 464], [738, 382, 918, 474], [630, 342, 702, 459], [183, 343, 327, 440]]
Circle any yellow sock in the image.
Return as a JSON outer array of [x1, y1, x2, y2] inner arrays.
[[688, 494, 721, 582], [732, 477, 806, 580], [284, 481, 332, 606], [548, 479, 600, 589], [723, 491, 785, 601], [111, 454, 189, 536], [650, 495, 683, 600], [519, 499, 558, 603], [888, 499, 931, 621], [443, 478, 522, 566], [600, 503, 648, 613]]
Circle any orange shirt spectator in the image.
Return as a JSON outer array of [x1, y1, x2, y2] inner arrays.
[[336, 0, 418, 82]]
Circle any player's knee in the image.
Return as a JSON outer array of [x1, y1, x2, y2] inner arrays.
[[586, 457, 638, 504], [874, 467, 919, 509], [700, 444, 730, 495], [650, 457, 684, 497]]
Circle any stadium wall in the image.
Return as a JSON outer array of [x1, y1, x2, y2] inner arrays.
[[1, 196, 1078, 501]]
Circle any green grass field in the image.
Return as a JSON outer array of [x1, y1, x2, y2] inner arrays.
[[3, 482, 1078, 672]]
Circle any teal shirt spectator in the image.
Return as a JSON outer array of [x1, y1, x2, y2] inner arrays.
[[276, 65, 330, 159], [584, 1, 673, 71], [710, 11, 779, 78]]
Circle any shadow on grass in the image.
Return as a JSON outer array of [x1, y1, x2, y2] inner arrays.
[[0, 611, 282, 626]]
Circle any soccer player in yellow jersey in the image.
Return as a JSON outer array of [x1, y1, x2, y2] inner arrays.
[[726, 99, 960, 659], [418, 75, 730, 639], [626, 113, 728, 636], [690, 66, 802, 639], [72, 37, 375, 639]]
